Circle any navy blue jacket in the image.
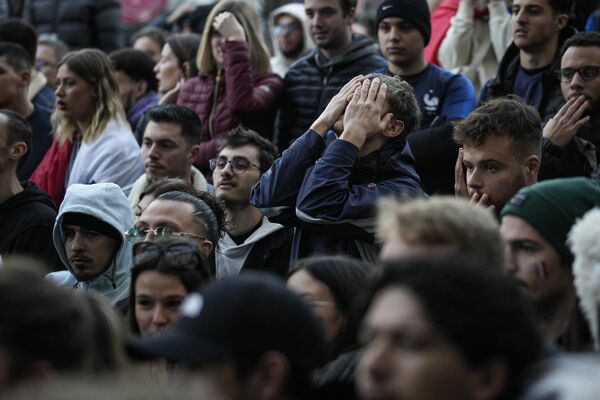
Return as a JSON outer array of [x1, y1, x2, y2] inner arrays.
[[275, 34, 387, 151], [250, 130, 423, 263]]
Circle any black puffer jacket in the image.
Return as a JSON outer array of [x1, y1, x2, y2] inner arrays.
[[25, 0, 121, 52], [274, 33, 387, 150], [479, 26, 577, 124]]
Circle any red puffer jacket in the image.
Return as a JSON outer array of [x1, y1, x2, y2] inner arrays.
[[177, 40, 283, 172]]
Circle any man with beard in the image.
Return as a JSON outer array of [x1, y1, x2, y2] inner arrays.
[[480, 0, 574, 124], [454, 97, 541, 213], [211, 127, 293, 278], [539, 32, 600, 180], [269, 3, 313, 78], [500, 177, 600, 350]]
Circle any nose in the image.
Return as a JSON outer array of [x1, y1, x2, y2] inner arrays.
[[466, 168, 483, 190], [504, 247, 518, 275], [145, 229, 156, 241], [362, 339, 392, 384], [55, 82, 63, 98], [570, 71, 586, 89], [514, 8, 526, 23], [70, 232, 85, 252], [153, 62, 160, 75], [147, 143, 160, 159], [152, 305, 169, 327], [221, 160, 235, 175]]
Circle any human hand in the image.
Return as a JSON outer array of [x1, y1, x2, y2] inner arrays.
[[543, 96, 590, 146], [339, 77, 388, 149], [310, 75, 364, 136], [454, 148, 469, 198], [166, 2, 197, 25], [213, 12, 246, 42], [469, 192, 495, 213]]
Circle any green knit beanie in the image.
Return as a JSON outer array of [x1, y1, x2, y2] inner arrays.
[[500, 177, 600, 264]]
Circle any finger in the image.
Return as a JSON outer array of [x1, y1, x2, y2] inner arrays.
[[470, 192, 480, 204], [570, 99, 589, 121], [563, 96, 586, 120], [454, 148, 463, 179], [359, 79, 370, 102], [339, 76, 364, 98], [350, 85, 361, 105], [573, 115, 591, 130], [367, 77, 380, 102], [555, 96, 575, 119], [375, 83, 387, 108], [479, 193, 490, 206]]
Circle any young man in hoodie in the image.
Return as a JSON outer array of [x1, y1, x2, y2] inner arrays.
[[252, 74, 423, 263], [212, 127, 292, 278], [269, 3, 313, 78], [479, 0, 574, 124], [0, 109, 57, 270], [47, 182, 134, 305], [274, 0, 387, 150]]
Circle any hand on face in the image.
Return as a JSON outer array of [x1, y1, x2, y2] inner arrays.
[[543, 96, 590, 146], [213, 12, 246, 42], [310, 75, 364, 136], [340, 78, 390, 149]]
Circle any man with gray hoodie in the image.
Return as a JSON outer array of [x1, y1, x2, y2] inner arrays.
[[46, 182, 134, 305], [269, 3, 313, 78]]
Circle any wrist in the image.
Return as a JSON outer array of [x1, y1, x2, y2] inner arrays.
[[310, 119, 331, 137], [339, 128, 365, 149]]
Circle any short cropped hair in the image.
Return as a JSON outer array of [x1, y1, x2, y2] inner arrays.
[[146, 104, 202, 146], [0, 42, 31, 71], [0, 18, 37, 63], [139, 178, 199, 204], [109, 48, 158, 93], [561, 31, 600, 57], [37, 37, 69, 62], [549, 0, 573, 14], [1, 109, 32, 170], [453, 97, 542, 159], [218, 126, 279, 172], [377, 196, 505, 269], [369, 256, 544, 399], [364, 73, 421, 135]]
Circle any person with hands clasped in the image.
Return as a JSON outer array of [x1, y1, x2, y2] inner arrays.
[[251, 74, 423, 263], [175, 0, 283, 174], [539, 32, 600, 180]]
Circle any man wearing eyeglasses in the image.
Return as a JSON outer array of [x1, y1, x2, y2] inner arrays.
[[268, 3, 313, 78], [539, 31, 600, 180], [479, 0, 575, 124], [211, 127, 293, 278], [47, 182, 134, 305]]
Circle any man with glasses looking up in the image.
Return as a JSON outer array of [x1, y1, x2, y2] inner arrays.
[[210, 127, 293, 278], [539, 32, 600, 180]]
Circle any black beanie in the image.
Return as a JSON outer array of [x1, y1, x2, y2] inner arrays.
[[376, 0, 431, 46], [62, 212, 121, 242]]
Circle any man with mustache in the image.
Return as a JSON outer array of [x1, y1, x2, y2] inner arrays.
[[375, 0, 477, 194], [540, 32, 600, 180], [274, 0, 387, 151], [211, 127, 293, 278], [47, 182, 134, 305], [500, 177, 600, 349], [480, 0, 574, 124]]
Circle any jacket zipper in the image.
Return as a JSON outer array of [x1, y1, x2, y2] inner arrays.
[[208, 70, 222, 139]]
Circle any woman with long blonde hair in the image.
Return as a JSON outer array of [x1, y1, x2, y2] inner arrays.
[[174, 0, 283, 174], [31, 49, 143, 205]]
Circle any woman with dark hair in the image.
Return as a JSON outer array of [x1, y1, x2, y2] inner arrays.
[[286, 255, 372, 399], [154, 33, 201, 97], [129, 237, 212, 336]]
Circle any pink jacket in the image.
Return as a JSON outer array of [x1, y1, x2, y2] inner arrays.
[[177, 40, 283, 172]]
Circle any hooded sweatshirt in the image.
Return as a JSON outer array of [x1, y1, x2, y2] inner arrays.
[[47, 183, 134, 305], [216, 216, 292, 278], [268, 3, 314, 78]]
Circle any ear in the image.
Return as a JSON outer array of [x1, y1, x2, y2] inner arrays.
[[201, 239, 214, 257], [20, 68, 32, 87], [188, 144, 200, 164], [523, 154, 540, 185], [555, 13, 568, 31], [471, 357, 508, 400], [134, 80, 148, 100], [182, 61, 191, 80], [381, 113, 404, 138], [244, 351, 290, 400], [9, 141, 27, 161]]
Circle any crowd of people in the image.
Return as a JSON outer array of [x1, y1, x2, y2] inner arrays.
[[2, 0, 600, 398]]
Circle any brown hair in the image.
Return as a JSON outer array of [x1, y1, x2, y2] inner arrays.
[[453, 97, 542, 159]]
